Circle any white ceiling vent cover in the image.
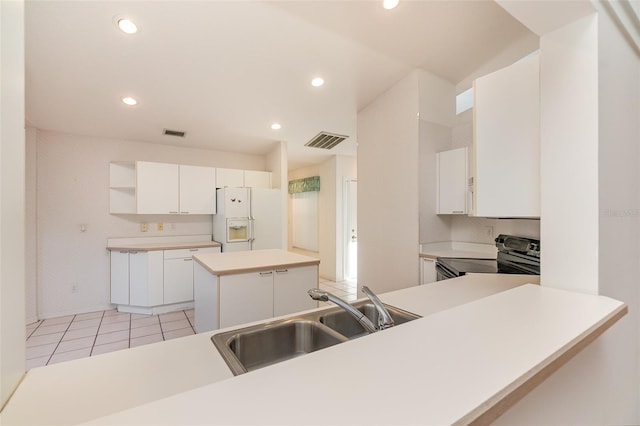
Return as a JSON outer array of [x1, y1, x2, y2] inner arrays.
[[304, 131, 348, 150]]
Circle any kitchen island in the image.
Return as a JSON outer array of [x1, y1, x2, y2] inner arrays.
[[0, 274, 626, 425], [192, 249, 320, 332]]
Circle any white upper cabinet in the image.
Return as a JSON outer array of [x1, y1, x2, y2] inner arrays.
[[243, 170, 272, 189], [179, 165, 216, 214], [110, 161, 270, 214], [216, 168, 272, 189], [137, 162, 179, 214], [471, 54, 540, 218], [215, 168, 244, 188], [437, 147, 468, 215]]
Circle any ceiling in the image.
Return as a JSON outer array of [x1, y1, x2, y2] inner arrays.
[[25, 1, 537, 170]]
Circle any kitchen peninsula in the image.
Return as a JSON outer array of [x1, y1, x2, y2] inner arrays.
[[0, 274, 626, 426]]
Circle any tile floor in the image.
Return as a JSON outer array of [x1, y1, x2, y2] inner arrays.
[[24, 278, 357, 371]]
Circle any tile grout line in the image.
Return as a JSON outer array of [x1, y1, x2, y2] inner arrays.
[[45, 314, 77, 366], [89, 311, 107, 357]]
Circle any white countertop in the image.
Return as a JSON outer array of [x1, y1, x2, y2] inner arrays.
[[106, 234, 221, 251], [0, 274, 625, 426], [420, 241, 497, 260], [107, 241, 221, 251], [193, 249, 320, 275]]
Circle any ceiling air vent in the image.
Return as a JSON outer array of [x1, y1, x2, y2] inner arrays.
[[304, 131, 348, 150], [163, 129, 186, 138]]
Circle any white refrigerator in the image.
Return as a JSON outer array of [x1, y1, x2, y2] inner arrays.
[[212, 187, 283, 252]]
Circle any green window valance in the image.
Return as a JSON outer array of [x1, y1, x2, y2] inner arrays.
[[288, 176, 320, 194]]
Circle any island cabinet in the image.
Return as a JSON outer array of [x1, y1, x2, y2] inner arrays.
[[193, 250, 320, 332], [471, 54, 540, 218]]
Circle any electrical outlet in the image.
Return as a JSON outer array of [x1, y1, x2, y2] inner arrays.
[[485, 226, 494, 238], [157, 222, 164, 231], [140, 223, 148, 232]]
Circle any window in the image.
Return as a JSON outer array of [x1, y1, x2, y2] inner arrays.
[[456, 87, 473, 115]]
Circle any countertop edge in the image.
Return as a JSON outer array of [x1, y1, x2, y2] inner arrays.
[[462, 302, 629, 426], [107, 242, 221, 251], [194, 258, 320, 276]]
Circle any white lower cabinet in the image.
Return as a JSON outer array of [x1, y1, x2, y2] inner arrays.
[[110, 246, 220, 312], [421, 258, 437, 285], [273, 266, 317, 316], [110, 250, 163, 306], [219, 271, 274, 329], [163, 257, 195, 305]]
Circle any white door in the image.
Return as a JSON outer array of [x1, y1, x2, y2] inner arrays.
[[251, 188, 283, 250], [344, 179, 357, 280]]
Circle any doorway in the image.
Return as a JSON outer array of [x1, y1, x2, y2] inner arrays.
[[344, 179, 357, 280]]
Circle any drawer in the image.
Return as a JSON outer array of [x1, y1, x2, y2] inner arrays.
[[164, 246, 220, 259]]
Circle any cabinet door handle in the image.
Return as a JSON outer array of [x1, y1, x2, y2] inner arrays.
[[181, 211, 190, 214], [189, 248, 199, 252], [184, 258, 193, 262], [129, 251, 139, 254], [169, 211, 179, 214], [452, 210, 464, 214], [119, 250, 129, 254], [259, 271, 273, 276], [275, 269, 288, 274]]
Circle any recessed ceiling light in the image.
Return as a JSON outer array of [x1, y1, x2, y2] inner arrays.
[[271, 123, 282, 130], [121, 96, 138, 106], [311, 77, 325, 87], [117, 18, 138, 34], [383, 0, 399, 10]]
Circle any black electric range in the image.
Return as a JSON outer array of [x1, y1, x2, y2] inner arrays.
[[435, 234, 540, 281]]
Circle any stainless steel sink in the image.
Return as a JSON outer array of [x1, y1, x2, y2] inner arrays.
[[319, 301, 421, 339], [212, 318, 348, 375], [212, 302, 421, 376]]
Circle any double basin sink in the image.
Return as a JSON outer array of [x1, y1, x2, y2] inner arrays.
[[211, 300, 421, 375]]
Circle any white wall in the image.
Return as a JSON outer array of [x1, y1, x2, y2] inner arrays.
[[0, 0, 26, 408], [493, 4, 640, 425], [539, 14, 600, 294], [25, 127, 37, 324], [266, 141, 288, 250], [418, 72, 456, 244], [33, 130, 267, 319], [357, 71, 420, 293]]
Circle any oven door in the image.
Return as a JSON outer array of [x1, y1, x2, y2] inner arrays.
[[436, 261, 458, 281]]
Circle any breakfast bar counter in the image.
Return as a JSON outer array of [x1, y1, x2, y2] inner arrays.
[[0, 274, 626, 426]]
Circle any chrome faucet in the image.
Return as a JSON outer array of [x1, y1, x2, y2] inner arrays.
[[308, 289, 377, 333], [361, 285, 395, 330], [307, 285, 395, 333]]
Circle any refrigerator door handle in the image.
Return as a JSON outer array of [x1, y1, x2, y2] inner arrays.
[[248, 218, 256, 243]]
